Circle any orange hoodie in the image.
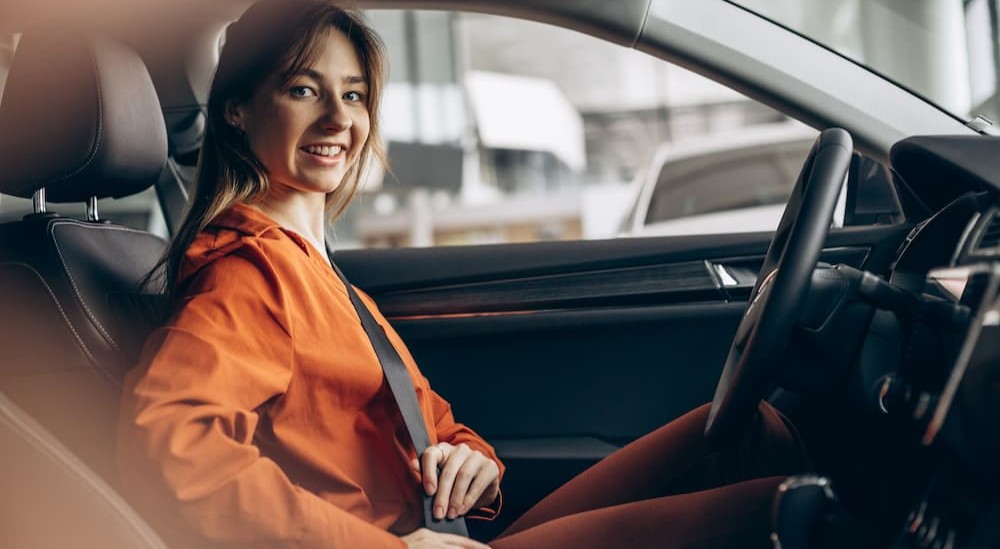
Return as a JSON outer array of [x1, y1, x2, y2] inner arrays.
[[118, 203, 503, 548]]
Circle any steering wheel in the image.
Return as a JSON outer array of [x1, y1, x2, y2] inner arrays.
[[705, 128, 853, 445]]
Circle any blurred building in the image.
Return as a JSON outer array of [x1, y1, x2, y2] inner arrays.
[[346, 10, 784, 248]]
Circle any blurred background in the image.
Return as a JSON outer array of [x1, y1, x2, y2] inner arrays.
[[345, 10, 796, 248], [0, 0, 996, 247]]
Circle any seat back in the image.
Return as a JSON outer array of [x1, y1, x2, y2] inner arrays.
[[0, 390, 167, 548], [0, 24, 169, 498]]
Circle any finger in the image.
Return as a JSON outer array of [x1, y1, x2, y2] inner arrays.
[[448, 457, 484, 518], [462, 462, 498, 514], [434, 444, 470, 520], [420, 444, 447, 496]]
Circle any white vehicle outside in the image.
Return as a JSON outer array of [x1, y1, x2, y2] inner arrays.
[[619, 123, 820, 237]]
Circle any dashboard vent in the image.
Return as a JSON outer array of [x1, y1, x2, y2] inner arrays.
[[977, 212, 1000, 251]]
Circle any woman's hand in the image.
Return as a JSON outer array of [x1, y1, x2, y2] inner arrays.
[[401, 528, 491, 548], [412, 442, 500, 520]]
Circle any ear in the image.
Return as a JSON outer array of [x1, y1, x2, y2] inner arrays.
[[224, 99, 246, 131]]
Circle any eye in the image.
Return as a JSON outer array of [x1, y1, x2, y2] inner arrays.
[[289, 86, 317, 98], [344, 90, 365, 102]]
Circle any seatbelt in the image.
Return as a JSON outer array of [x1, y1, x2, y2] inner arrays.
[[326, 252, 470, 537]]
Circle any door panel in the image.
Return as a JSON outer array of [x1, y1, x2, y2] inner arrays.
[[334, 224, 911, 535], [397, 302, 743, 442], [398, 302, 744, 538], [336, 226, 906, 293]]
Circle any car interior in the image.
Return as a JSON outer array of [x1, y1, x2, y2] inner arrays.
[[1, 1, 1000, 548]]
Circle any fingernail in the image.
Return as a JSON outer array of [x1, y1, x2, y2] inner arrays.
[[426, 482, 435, 495], [434, 505, 445, 520], [448, 506, 457, 519]]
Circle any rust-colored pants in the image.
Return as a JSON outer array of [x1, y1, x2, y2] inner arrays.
[[490, 401, 806, 549]]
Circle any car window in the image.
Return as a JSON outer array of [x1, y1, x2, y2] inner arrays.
[[337, 10, 857, 248], [731, 0, 1000, 125], [0, 34, 12, 93]]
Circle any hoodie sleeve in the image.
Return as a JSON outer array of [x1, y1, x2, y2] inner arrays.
[[117, 244, 405, 548]]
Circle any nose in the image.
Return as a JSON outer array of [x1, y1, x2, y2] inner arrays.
[[321, 96, 352, 133]]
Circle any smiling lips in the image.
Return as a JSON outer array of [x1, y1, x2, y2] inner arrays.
[[302, 145, 344, 158]]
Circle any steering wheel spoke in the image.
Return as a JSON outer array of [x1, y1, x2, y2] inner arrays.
[[705, 128, 854, 446]]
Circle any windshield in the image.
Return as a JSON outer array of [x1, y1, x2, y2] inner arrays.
[[729, 0, 1000, 125]]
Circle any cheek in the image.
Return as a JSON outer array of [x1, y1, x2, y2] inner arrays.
[[248, 115, 298, 161], [247, 133, 283, 170], [352, 116, 372, 153]]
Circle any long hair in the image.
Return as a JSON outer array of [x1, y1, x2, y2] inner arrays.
[[150, 0, 387, 297]]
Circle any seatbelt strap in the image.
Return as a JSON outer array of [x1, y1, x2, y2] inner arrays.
[[326, 252, 470, 537]]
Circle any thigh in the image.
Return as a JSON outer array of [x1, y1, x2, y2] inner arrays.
[[491, 476, 786, 549], [498, 401, 804, 538]]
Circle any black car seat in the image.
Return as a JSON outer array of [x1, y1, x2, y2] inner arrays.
[[0, 24, 171, 547]]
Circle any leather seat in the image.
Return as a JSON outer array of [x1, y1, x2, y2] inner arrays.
[[0, 391, 166, 548], [0, 24, 170, 547]]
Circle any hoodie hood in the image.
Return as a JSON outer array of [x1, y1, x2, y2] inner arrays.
[[178, 202, 282, 284]]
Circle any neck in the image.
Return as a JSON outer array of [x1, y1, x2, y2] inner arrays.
[[254, 188, 328, 254]]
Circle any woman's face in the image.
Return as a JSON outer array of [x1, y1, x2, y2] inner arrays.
[[230, 29, 370, 197]]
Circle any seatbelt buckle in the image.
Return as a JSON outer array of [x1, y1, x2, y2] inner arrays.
[[422, 496, 470, 537]]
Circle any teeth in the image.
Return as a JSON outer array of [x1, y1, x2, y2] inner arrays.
[[304, 145, 343, 157]]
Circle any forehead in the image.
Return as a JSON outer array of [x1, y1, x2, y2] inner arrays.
[[302, 28, 364, 77]]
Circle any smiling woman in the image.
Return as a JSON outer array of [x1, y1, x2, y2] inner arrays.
[[114, 1, 809, 548], [8, 0, 1000, 548]]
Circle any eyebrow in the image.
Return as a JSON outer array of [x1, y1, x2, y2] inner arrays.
[[294, 68, 367, 86]]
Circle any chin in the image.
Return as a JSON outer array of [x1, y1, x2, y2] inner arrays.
[[317, 176, 347, 194], [292, 173, 347, 195]]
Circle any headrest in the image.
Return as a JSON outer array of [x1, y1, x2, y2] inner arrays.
[[0, 25, 167, 202]]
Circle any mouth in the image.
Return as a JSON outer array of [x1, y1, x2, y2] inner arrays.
[[300, 144, 346, 159]]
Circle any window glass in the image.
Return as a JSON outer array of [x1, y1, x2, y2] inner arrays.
[[338, 10, 843, 248], [729, 0, 1000, 124], [0, 33, 13, 94]]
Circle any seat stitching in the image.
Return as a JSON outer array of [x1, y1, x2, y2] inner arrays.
[[0, 261, 120, 385], [48, 221, 165, 361], [50, 221, 121, 352]]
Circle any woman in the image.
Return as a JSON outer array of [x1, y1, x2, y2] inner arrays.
[[117, 1, 804, 548]]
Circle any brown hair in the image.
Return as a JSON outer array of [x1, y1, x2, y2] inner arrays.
[[151, 0, 387, 296]]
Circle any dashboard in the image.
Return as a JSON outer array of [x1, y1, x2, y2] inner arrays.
[[893, 201, 1000, 549], [768, 133, 1000, 549], [824, 135, 1000, 549]]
